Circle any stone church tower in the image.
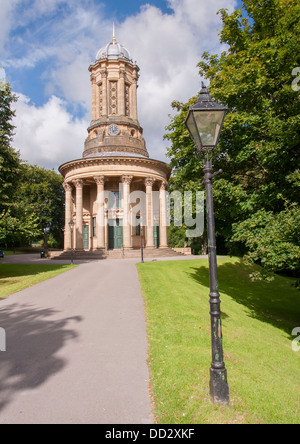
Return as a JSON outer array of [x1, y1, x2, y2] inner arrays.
[[59, 30, 170, 254]]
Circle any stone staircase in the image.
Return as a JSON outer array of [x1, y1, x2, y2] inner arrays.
[[50, 250, 108, 261], [107, 248, 185, 259], [51, 248, 184, 261]]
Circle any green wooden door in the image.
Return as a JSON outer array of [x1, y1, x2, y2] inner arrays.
[[83, 225, 89, 250], [108, 219, 123, 249], [154, 226, 159, 248]]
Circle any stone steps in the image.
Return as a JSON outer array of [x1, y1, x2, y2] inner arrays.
[[107, 248, 184, 259], [51, 248, 184, 261], [50, 250, 108, 260]]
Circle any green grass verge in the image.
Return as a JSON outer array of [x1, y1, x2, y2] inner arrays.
[[0, 264, 77, 299], [137, 257, 300, 424], [0, 251, 28, 256]]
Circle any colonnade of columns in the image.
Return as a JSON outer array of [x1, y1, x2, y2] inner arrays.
[[63, 176, 168, 251]]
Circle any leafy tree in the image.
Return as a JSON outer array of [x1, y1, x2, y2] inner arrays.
[[0, 77, 64, 251], [0, 209, 39, 249], [0, 78, 21, 213], [17, 165, 65, 251], [165, 0, 300, 274], [231, 205, 300, 274]]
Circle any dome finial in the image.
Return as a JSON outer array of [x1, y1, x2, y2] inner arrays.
[[112, 23, 116, 43]]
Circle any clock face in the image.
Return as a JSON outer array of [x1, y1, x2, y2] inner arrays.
[[108, 124, 120, 136]]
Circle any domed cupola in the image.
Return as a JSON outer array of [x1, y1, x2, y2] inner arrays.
[[84, 27, 149, 159], [96, 25, 132, 62]]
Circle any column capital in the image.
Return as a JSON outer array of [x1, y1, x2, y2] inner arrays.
[[121, 175, 133, 185], [145, 177, 156, 188], [94, 175, 106, 185], [73, 178, 84, 188], [63, 182, 73, 192], [160, 180, 168, 191]]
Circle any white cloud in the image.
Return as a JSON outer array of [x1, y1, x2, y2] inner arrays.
[[0, 0, 21, 52], [45, 53, 92, 112], [117, 0, 237, 161], [12, 93, 88, 170], [5, 0, 238, 168]]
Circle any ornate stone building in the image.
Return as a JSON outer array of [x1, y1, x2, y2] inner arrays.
[[59, 31, 170, 253]]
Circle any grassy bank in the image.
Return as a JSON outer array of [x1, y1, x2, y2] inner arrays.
[[137, 257, 300, 424], [0, 264, 76, 299]]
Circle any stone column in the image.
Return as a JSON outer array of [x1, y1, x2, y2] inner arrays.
[[96, 82, 101, 119], [118, 70, 125, 116], [94, 175, 106, 249], [63, 182, 73, 250], [101, 70, 108, 116], [91, 76, 97, 121], [122, 175, 133, 249], [159, 180, 169, 248], [145, 177, 155, 248], [130, 78, 138, 121], [73, 179, 84, 250]]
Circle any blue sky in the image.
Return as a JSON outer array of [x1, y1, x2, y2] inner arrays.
[[1, 0, 243, 170]]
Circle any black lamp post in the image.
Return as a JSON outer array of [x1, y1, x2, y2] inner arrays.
[[69, 219, 74, 265], [185, 83, 230, 405]]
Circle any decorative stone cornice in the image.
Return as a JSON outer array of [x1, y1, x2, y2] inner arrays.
[[59, 156, 171, 181]]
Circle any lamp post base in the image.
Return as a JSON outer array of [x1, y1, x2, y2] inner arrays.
[[210, 368, 230, 406]]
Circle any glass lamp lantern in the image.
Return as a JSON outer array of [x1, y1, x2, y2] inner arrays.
[[68, 219, 74, 230], [185, 83, 227, 152]]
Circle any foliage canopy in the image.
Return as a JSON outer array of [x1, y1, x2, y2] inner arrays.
[[0, 77, 64, 249], [165, 0, 300, 274]]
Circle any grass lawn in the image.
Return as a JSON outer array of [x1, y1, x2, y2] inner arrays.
[[1, 251, 28, 256], [0, 264, 77, 299], [137, 257, 300, 424]]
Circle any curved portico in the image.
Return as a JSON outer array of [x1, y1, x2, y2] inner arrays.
[[60, 155, 170, 252]]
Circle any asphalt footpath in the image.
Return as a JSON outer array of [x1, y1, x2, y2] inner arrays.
[[0, 257, 155, 424]]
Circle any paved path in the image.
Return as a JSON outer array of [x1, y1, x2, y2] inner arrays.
[[0, 259, 155, 424]]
